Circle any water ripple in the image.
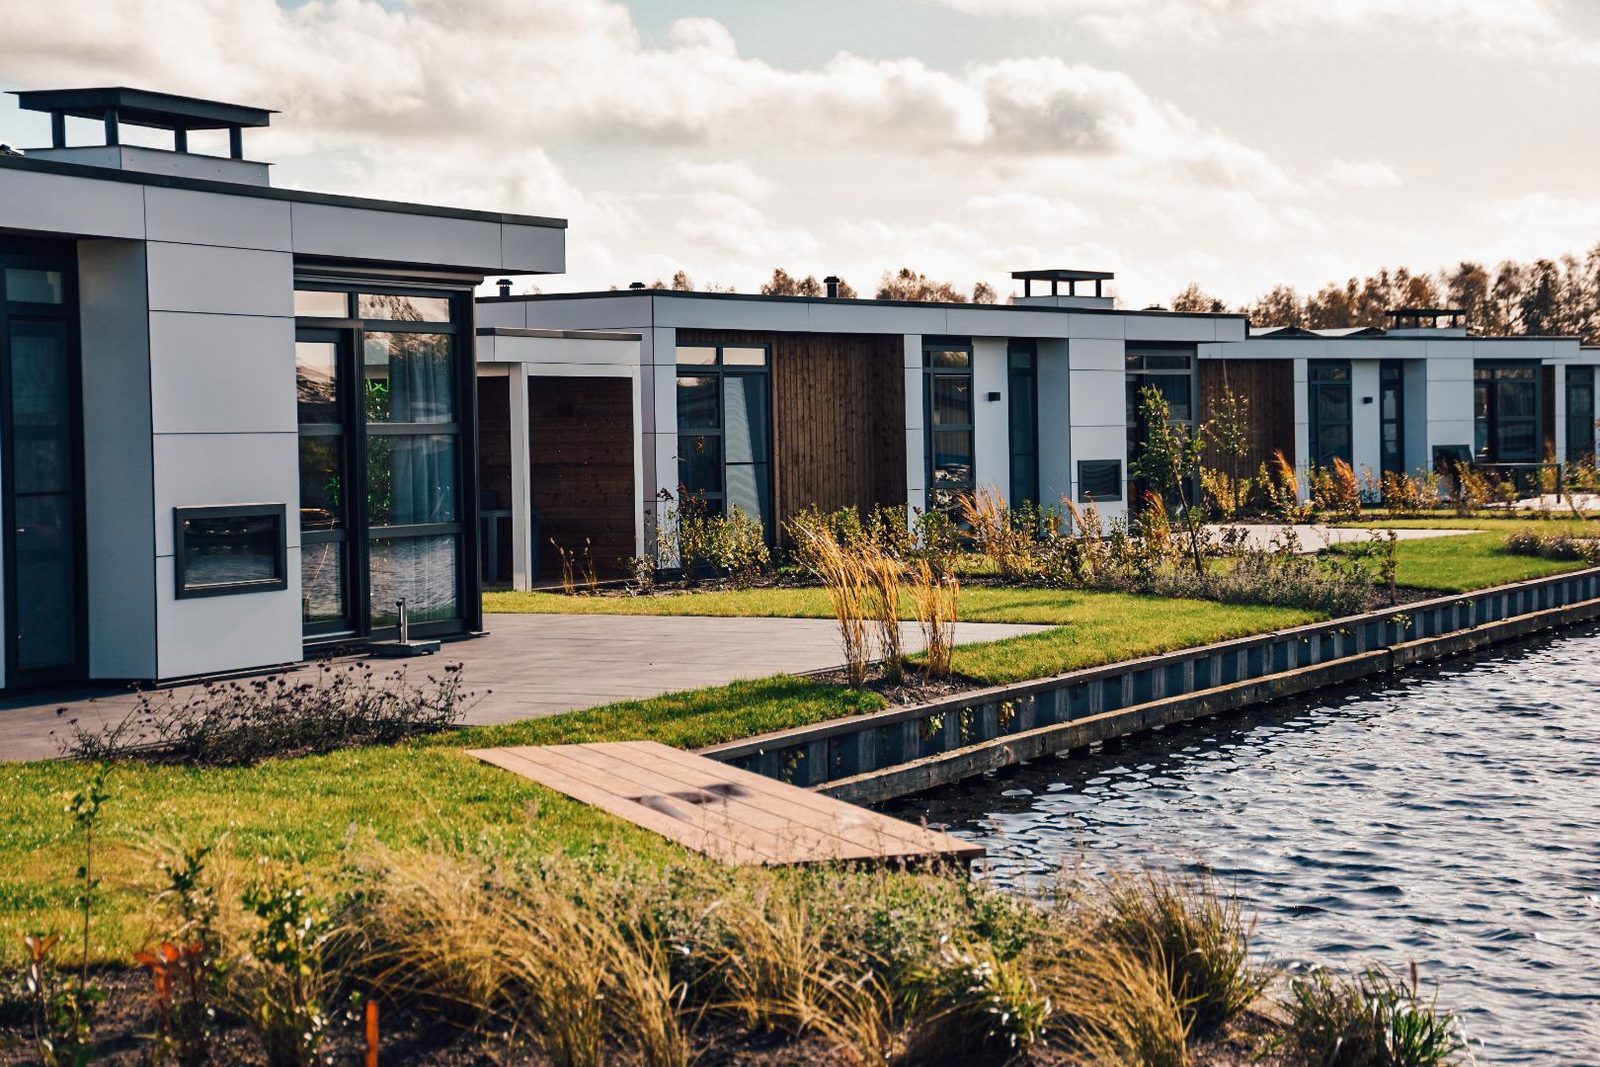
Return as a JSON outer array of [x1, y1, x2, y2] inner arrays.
[[885, 625, 1600, 1065]]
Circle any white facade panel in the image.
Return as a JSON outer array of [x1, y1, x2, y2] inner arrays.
[[146, 242, 294, 317], [1125, 316, 1217, 343], [143, 186, 292, 252], [154, 552, 302, 680], [1350, 360, 1382, 477], [77, 239, 159, 681], [151, 432, 300, 558], [500, 222, 567, 274], [289, 202, 502, 271], [148, 313, 296, 434], [0, 167, 146, 240], [1037, 339, 1071, 509], [520, 296, 655, 332], [973, 339, 1009, 497]]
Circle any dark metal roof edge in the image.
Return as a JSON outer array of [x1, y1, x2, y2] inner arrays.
[[479, 288, 1249, 321], [1246, 331, 1583, 344], [0, 153, 568, 229], [476, 326, 640, 342], [11, 86, 278, 126]]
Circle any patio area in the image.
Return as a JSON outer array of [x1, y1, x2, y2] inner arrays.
[[0, 614, 1047, 762]]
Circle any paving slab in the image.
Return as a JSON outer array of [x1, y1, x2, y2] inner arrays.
[[0, 614, 1047, 762], [1207, 523, 1477, 553]]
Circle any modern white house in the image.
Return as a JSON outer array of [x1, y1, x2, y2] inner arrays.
[[476, 270, 1248, 584], [1200, 309, 1600, 494], [0, 86, 567, 690]]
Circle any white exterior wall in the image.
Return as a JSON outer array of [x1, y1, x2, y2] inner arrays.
[[972, 338, 1009, 498], [1349, 360, 1382, 479], [904, 335, 926, 516], [1424, 352, 1476, 464], [1037, 339, 1071, 509], [1065, 337, 1128, 522], [1292, 359, 1310, 498], [1402, 360, 1430, 473]]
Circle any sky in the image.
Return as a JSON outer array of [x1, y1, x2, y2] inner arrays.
[[1, 0, 1598, 306]]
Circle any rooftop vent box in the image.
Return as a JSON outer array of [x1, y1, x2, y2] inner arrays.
[[9, 87, 276, 186], [1012, 269, 1115, 310], [1384, 307, 1469, 338]]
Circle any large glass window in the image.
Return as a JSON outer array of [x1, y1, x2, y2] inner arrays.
[[1125, 345, 1196, 507], [1308, 361, 1353, 469], [1474, 362, 1541, 464], [296, 283, 471, 641], [1008, 342, 1038, 510], [924, 341, 975, 511], [675, 343, 772, 533], [1566, 366, 1595, 463]]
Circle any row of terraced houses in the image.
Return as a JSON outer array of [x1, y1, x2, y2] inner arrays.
[[0, 87, 1594, 690]]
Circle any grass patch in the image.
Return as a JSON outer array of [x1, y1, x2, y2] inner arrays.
[[1382, 532, 1586, 592]]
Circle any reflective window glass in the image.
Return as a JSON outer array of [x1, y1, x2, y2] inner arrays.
[[298, 437, 345, 530], [302, 542, 346, 624], [364, 333, 455, 423], [294, 289, 349, 318], [357, 293, 452, 322], [723, 376, 769, 464], [676, 346, 718, 365], [722, 346, 767, 367], [678, 434, 723, 496], [295, 341, 340, 424], [927, 347, 971, 368], [368, 535, 458, 624], [677, 376, 719, 429], [366, 435, 459, 526], [4, 268, 64, 304], [932, 376, 972, 427]]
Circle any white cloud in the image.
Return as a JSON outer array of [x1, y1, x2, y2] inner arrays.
[[1324, 160, 1403, 191], [921, 0, 1592, 55]]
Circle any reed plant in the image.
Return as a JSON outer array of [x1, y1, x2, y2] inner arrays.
[[958, 487, 1040, 581], [792, 519, 875, 687], [862, 547, 906, 681], [909, 560, 959, 679], [1280, 963, 1465, 1067]]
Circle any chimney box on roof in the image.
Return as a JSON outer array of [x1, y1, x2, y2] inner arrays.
[[1012, 268, 1116, 310], [1385, 307, 1469, 337], [9, 86, 276, 186], [824, 274, 841, 299]]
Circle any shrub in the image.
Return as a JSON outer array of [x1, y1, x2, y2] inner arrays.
[[61, 661, 471, 766], [1381, 470, 1438, 515], [1259, 452, 1313, 523], [958, 487, 1040, 581], [1280, 964, 1465, 1067], [1506, 529, 1600, 563], [1201, 466, 1252, 519], [138, 844, 226, 1067], [1312, 458, 1362, 521], [903, 942, 1051, 1063], [233, 870, 344, 1067], [1448, 463, 1491, 515], [1041, 934, 1189, 1067]]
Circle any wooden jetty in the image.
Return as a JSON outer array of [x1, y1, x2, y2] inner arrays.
[[468, 740, 984, 867]]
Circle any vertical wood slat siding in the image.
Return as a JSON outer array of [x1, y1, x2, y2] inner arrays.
[[528, 376, 636, 579], [1198, 359, 1295, 473], [677, 329, 906, 539]]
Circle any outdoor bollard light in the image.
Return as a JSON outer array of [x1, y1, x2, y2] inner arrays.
[[397, 598, 409, 645]]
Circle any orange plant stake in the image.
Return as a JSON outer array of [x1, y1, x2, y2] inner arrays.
[[365, 998, 380, 1067]]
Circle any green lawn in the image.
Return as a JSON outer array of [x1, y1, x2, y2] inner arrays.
[[1383, 531, 1587, 592]]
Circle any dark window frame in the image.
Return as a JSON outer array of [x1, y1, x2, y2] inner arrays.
[[1125, 343, 1196, 508], [1308, 359, 1354, 469], [0, 238, 87, 685], [1077, 460, 1123, 503], [1474, 360, 1542, 464], [674, 342, 774, 536], [1566, 365, 1595, 463], [1007, 341, 1039, 510], [173, 503, 288, 599], [294, 277, 478, 645], [1379, 360, 1406, 476], [923, 339, 976, 511]]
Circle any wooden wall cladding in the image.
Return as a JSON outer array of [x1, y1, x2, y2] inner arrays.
[[678, 329, 907, 538], [1198, 359, 1296, 473], [476, 377, 515, 582], [529, 376, 636, 579]]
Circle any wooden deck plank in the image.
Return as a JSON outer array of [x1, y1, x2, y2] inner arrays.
[[467, 741, 983, 867], [597, 742, 954, 859]]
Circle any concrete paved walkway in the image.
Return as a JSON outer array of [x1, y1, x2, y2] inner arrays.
[[1208, 523, 1476, 553], [0, 614, 1047, 762]]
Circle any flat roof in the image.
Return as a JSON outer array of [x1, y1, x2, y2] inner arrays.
[[0, 152, 566, 229], [477, 326, 639, 342], [1011, 268, 1115, 281], [12, 87, 275, 131], [484, 287, 1246, 321]]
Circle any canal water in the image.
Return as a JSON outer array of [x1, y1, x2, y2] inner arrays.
[[885, 626, 1600, 1064]]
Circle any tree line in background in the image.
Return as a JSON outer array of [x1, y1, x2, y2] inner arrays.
[[1174, 241, 1600, 342], [632, 241, 1600, 344]]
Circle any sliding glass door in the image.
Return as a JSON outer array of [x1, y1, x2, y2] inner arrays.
[[0, 247, 84, 684]]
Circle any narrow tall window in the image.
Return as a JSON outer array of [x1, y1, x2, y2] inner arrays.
[[1307, 361, 1353, 469], [1379, 360, 1405, 476], [1566, 365, 1595, 463], [1125, 345, 1195, 507], [675, 343, 772, 533], [924, 340, 974, 512], [1008, 342, 1038, 510]]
